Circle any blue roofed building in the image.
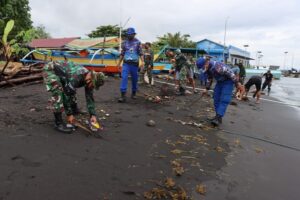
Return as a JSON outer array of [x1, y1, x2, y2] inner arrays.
[[196, 39, 252, 67]]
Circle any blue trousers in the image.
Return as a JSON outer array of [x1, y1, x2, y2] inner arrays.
[[213, 80, 234, 117], [120, 62, 139, 93]]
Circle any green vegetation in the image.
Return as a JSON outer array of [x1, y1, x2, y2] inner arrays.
[[152, 32, 196, 52], [87, 25, 126, 38], [0, 0, 32, 40], [0, 20, 15, 80]]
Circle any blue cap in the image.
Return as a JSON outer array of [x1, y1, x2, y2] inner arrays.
[[196, 58, 206, 69], [127, 27, 136, 35]]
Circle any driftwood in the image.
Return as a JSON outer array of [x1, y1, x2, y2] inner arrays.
[[0, 62, 23, 78], [0, 73, 43, 87]]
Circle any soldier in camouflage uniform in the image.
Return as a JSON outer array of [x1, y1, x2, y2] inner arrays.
[[172, 49, 188, 95], [43, 61, 105, 133], [141, 42, 154, 85]]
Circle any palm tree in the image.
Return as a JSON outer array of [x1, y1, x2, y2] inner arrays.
[[153, 32, 195, 52]]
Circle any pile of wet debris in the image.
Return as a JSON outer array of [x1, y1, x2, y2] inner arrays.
[[0, 62, 44, 87]]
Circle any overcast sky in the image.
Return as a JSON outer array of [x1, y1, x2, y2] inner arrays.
[[29, 0, 300, 68]]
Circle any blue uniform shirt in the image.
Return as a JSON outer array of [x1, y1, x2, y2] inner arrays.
[[208, 61, 237, 83], [121, 38, 143, 64]]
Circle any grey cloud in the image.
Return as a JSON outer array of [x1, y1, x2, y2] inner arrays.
[[29, 0, 300, 68]]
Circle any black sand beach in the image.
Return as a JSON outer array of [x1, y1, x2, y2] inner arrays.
[[0, 77, 299, 200], [0, 77, 228, 200]]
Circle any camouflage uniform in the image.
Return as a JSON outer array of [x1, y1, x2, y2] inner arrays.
[[174, 53, 188, 92], [142, 48, 154, 83], [43, 61, 96, 116], [186, 57, 195, 79]]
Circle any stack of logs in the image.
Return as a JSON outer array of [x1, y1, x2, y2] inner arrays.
[[0, 62, 44, 87]]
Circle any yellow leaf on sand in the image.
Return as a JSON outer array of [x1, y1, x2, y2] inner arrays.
[[196, 184, 207, 195], [234, 139, 241, 146], [171, 149, 184, 155], [165, 177, 176, 188], [255, 147, 263, 153], [171, 160, 181, 167], [215, 146, 224, 153], [173, 166, 184, 176]]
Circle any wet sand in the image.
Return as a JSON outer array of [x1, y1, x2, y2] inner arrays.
[[0, 77, 229, 200], [204, 93, 300, 200]]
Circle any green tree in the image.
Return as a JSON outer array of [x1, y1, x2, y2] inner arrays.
[[0, 20, 15, 80], [11, 25, 51, 57], [0, 0, 32, 39], [87, 25, 126, 38], [152, 32, 196, 52], [34, 25, 51, 39]]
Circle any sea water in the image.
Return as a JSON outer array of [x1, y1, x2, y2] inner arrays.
[[271, 77, 300, 108]]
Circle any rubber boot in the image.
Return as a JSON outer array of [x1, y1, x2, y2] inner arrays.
[[179, 87, 186, 96], [118, 92, 126, 103], [54, 112, 73, 133], [211, 114, 222, 127], [138, 73, 144, 84], [131, 91, 137, 99]]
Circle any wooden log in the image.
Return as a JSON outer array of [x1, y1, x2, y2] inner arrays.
[[0, 73, 43, 87]]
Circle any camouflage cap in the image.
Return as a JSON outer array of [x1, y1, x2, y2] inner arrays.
[[92, 71, 105, 90], [175, 49, 181, 54]]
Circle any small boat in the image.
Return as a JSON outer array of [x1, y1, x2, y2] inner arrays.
[[21, 37, 122, 74], [22, 37, 166, 74]]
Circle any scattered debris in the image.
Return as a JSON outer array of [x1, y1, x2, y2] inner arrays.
[[165, 177, 176, 188], [233, 139, 241, 147], [171, 160, 185, 176], [215, 146, 224, 153], [173, 165, 185, 176], [29, 108, 36, 112], [115, 110, 121, 114], [255, 147, 264, 153], [180, 134, 207, 145], [0, 62, 44, 87], [144, 178, 189, 200], [171, 149, 184, 155], [196, 184, 207, 195], [144, 188, 168, 199], [147, 120, 156, 127], [168, 117, 204, 129]]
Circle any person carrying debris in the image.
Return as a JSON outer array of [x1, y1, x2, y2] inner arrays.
[[169, 49, 188, 95], [141, 42, 154, 85], [196, 58, 244, 126], [43, 61, 105, 133], [117, 27, 144, 103]]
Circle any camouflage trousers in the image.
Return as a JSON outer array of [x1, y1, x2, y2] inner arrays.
[[43, 68, 75, 115], [177, 66, 187, 90], [139, 64, 153, 84]]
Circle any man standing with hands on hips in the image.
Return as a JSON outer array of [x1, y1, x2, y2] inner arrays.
[[117, 27, 144, 103]]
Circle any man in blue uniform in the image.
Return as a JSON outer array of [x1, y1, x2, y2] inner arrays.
[[196, 58, 243, 126], [117, 27, 144, 102]]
